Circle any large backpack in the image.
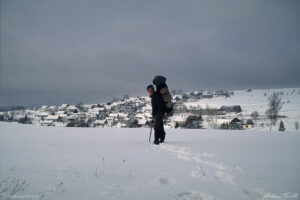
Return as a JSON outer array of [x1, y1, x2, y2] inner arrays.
[[153, 75, 173, 115]]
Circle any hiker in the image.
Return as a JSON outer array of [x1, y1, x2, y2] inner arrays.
[[147, 85, 166, 145]]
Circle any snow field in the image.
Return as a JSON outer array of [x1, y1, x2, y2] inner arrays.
[[0, 122, 299, 200]]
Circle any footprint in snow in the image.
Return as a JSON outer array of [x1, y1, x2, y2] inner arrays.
[[158, 177, 176, 185], [155, 144, 238, 185]]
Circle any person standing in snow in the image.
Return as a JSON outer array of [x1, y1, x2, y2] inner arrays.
[[147, 85, 166, 145]]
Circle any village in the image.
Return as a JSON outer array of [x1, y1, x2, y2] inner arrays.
[[0, 89, 263, 130]]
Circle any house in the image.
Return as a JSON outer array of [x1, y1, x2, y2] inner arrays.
[[109, 113, 119, 118], [137, 118, 148, 127], [48, 106, 57, 111], [173, 95, 181, 102], [242, 119, 254, 129], [66, 115, 77, 121], [12, 114, 27, 121], [94, 119, 107, 127], [45, 115, 59, 121], [127, 118, 140, 128], [242, 124, 252, 129], [231, 118, 242, 124], [56, 111, 66, 115], [89, 107, 104, 115], [144, 112, 152, 118], [173, 95, 183, 103], [220, 105, 242, 113], [230, 118, 243, 129], [58, 104, 68, 110], [57, 113, 68, 123], [118, 113, 128, 118], [107, 118, 116, 127], [182, 94, 189, 102], [123, 117, 130, 122], [66, 105, 77, 112], [141, 105, 152, 112], [173, 115, 188, 126], [85, 113, 97, 120], [52, 122, 66, 127], [0, 112, 4, 121], [135, 113, 145, 119], [202, 94, 213, 98], [36, 112, 49, 118], [40, 120, 53, 126], [40, 105, 49, 111], [181, 115, 203, 129], [215, 90, 229, 97]]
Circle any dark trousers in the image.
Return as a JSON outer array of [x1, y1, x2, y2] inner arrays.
[[154, 113, 166, 142]]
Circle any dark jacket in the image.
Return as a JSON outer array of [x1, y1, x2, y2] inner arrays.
[[150, 92, 165, 117]]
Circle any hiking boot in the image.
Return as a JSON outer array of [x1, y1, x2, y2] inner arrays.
[[159, 139, 164, 143], [153, 140, 160, 145]]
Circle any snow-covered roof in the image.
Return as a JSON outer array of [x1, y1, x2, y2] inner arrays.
[[109, 113, 118, 117], [118, 113, 128, 118], [41, 105, 48, 109], [36, 112, 49, 117], [123, 117, 130, 121], [58, 114, 67, 118], [89, 107, 104, 112], [67, 115, 77, 120], [135, 113, 144, 118], [45, 115, 59, 120], [85, 113, 97, 118], [60, 104, 68, 108], [144, 113, 152, 118], [173, 95, 183, 100], [173, 115, 187, 122], [12, 114, 26, 120], [115, 122, 122, 128], [110, 102, 121, 107], [95, 120, 106, 124], [67, 105, 76, 110], [52, 122, 66, 127], [138, 119, 147, 125], [141, 105, 152, 112], [218, 119, 231, 124], [40, 120, 53, 124]]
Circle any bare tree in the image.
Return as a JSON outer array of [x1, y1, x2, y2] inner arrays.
[[205, 105, 218, 129], [265, 92, 283, 131], [250, 111, 259, 121], [295, 121, 299, 131]]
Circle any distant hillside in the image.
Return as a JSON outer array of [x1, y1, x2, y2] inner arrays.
[[0, 106, 26, 112]]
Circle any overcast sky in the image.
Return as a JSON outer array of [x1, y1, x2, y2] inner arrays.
[[1, 0, 300, 107]]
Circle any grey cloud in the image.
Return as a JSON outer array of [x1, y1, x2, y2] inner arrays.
[[1, 0, 300, 107]]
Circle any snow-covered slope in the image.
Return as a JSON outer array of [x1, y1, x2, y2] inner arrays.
[[184, 88, 300, 131], [0, 122, 299, 200]]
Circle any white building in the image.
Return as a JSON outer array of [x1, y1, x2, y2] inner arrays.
[[45, 115, 59, 121], [40, 120, 53, 126], [36, 112, 49, 118]]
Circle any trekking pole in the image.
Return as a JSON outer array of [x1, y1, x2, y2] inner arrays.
[[149, 121, 153, 143]]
